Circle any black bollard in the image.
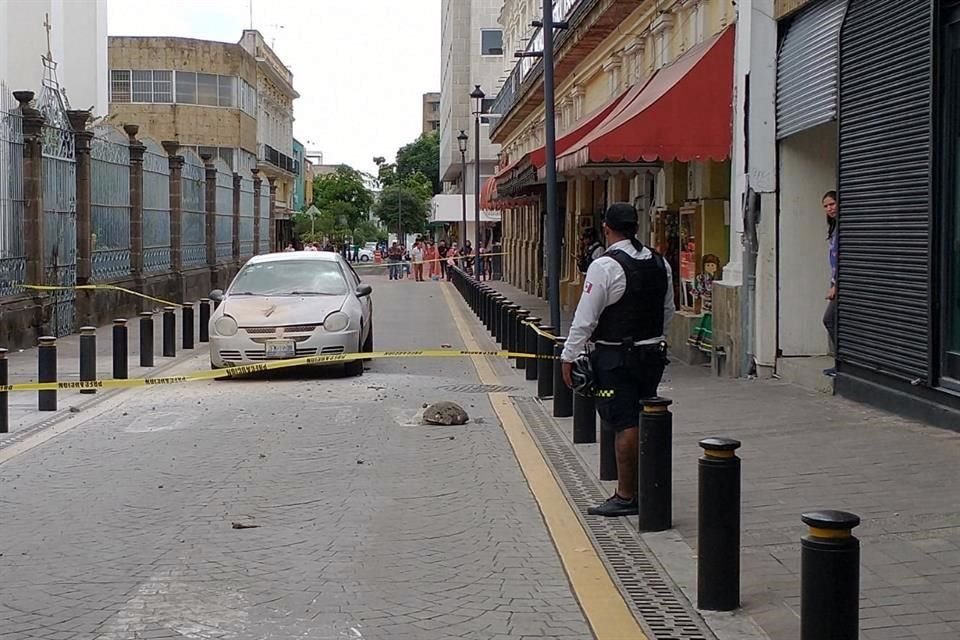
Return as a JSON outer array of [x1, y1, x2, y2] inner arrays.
[[514, 310, 529, 369], [638, 397, 673, 531], [182, 303, 195, 350], [79, 326, 97, 395], [537, 325, 555, 399], [493, 296, 505, 341], [0, 348, 7, 434], [198, 299, 211, 343], [485, 291, 495, 332], [504, 305, 519, 351], [162, 306, 176, 357], [600, 420, 618, 480], [38, 336, 57, 412], [524, 317, 541, 381], [478, 286, 487, 325], [553, 337, 573, 417], [139, 312, 154, 367], [113, 319, 128, 380], [801, 511, 861, 640], [698, 437, 742, 611], [500, 303, 513, 348], [573, 389, 596, 443]]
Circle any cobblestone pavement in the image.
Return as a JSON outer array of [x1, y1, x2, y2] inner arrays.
[[487, 279, 960, 640], [0, 277, 594, 640]]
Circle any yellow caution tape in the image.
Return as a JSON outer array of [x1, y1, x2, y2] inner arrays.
[[21, 284, 184, 309], [523, 321, 559, 341], [0, 348, 557, 393]]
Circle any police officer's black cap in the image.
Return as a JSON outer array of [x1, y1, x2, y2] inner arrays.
[[604, 202, 639, 234]]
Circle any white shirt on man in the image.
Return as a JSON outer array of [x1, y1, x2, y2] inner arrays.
[[560, 239, 675, 362]]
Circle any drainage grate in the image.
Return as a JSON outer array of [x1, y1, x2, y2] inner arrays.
[[439, 384, 519, 394], [511, 396, 714, 640]]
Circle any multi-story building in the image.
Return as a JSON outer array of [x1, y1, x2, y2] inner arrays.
[[489, 0, 735, 345], [106, 30, 297, 215], [239, 30, 299, 217], [0, 0, 108, 114], [422, 92, 441, 134], [439, 0, 504, 244]]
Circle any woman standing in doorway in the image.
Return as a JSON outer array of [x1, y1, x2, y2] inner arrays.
[[823, 191, 839, 377]]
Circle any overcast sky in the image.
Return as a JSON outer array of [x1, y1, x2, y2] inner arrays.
[[108, 0, 440, 175]]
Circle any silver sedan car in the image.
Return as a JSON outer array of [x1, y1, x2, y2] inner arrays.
[[208, 252, 373, 375]]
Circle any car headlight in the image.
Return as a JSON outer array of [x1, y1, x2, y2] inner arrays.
[[214, 315, 239, 337], [323, 311, 350, 332]]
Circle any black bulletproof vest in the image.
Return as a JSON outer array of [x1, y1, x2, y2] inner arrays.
[[591, 247, 668, 343]]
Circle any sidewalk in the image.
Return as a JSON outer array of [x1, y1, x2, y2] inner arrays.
[[483, 279, 960, 640], [2, 308, 206, 438]]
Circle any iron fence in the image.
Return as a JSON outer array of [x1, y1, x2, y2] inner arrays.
[[90, 125, 130, 281], [214, 160, 233, 262], [142, 138, 171, 273], [40, 85, 77, 337], [0, 86, 25, 297], [181, 150, 206, 268], [239, 173, 255, 257]]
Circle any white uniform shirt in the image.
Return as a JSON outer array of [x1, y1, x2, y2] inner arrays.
[[560, 239, 675, 362]]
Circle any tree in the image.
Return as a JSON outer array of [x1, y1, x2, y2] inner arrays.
[[373, 183, 429, 236], [395, 131, 440, 195], [312, 165, 374, 214], [354, 219, 385, 244]]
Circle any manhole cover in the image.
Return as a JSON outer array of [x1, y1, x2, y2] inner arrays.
[[438, 384, 519, 394]]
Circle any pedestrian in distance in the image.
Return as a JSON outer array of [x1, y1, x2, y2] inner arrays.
[[423, 239, 439, 281], [561, 202, 675, 517], [411, 240, 425, 282], [822, 190, 839, 377], [387, 241, 403, 280], [578, 226, 605, 274]]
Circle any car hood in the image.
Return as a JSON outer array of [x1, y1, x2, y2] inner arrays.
[[220, 295, 347, 327]]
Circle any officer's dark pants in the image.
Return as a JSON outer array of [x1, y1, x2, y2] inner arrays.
[[592, 345, 666, 497]]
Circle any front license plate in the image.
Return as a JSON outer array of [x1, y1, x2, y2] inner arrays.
[[264, 339, 296, 359]]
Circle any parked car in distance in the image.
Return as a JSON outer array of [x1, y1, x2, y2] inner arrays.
[[208, 252, 373, 375]]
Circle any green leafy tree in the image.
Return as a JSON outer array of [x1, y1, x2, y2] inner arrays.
[[354, 219, 384, 244], [373, 183, 429, 236], [395, 132, 440, 195], [312, 164, 374, 215]]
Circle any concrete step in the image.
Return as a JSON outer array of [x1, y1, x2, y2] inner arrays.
[[776, 355, 835, 394]]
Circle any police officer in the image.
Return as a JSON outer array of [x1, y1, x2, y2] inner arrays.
[[561, 202, 674, 517]]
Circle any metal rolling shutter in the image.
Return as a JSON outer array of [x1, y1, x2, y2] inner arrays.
[[837, 0, 934, 382], [777, 0, 848, 139]]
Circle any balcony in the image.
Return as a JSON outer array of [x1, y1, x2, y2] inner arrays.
[[258, 143, 299, 175], [489, 0, 644, 142]]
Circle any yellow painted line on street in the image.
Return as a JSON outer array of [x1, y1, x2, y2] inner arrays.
[[439, 282, 648, 640]]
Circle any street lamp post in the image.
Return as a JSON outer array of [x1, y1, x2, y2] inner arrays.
[[542, 0, 561, 330], [458, 130, 468, 245], [471, 85, 485, 278]]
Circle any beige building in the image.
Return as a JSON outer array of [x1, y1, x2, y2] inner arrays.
[[106, 30, 297, 215], [422, 92, 440, 134]]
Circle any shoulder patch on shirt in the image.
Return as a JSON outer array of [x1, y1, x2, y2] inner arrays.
[[584, 282, 593, 294]]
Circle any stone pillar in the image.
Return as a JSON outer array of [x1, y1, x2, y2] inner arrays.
[[232, 172, 241, 263], [162, 141, 183, 273], [268, 178, 277, 252], [252, 169, 262, 254], [16, 91, 45, 288], [124, 124, 145, 278], [68, 109, 94, 325], [68, 110, 93, 285], [202, 154, 217, 286]]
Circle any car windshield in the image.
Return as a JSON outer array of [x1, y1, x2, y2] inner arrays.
[[228, 260, 348, 296]]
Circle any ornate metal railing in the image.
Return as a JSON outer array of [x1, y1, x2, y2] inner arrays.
[[90, 126, 130, 282], [181, 150, 207, 268], [142, 138, 171, 273]]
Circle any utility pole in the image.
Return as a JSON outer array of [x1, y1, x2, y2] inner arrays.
[[471, 85, 485, 277], [541, 2, 565, 330]]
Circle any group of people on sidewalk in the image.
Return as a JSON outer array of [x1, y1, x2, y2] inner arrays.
[[386, 237, 500, 282]]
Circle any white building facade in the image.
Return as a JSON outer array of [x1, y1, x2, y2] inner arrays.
[[0, 0, 108, 114], [439, 0, 504, 200]]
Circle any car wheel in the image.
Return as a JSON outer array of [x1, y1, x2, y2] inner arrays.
[[344, 356, 364, 377], [360, 255, 371, 262], [362, 324, 373, 353]]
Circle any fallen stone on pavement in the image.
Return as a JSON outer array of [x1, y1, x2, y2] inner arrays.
[[422, 401, 469, 425]]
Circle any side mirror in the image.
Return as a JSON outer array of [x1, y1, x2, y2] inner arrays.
[[356, 284, 372, 298], [209, 289, 225, 303]]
